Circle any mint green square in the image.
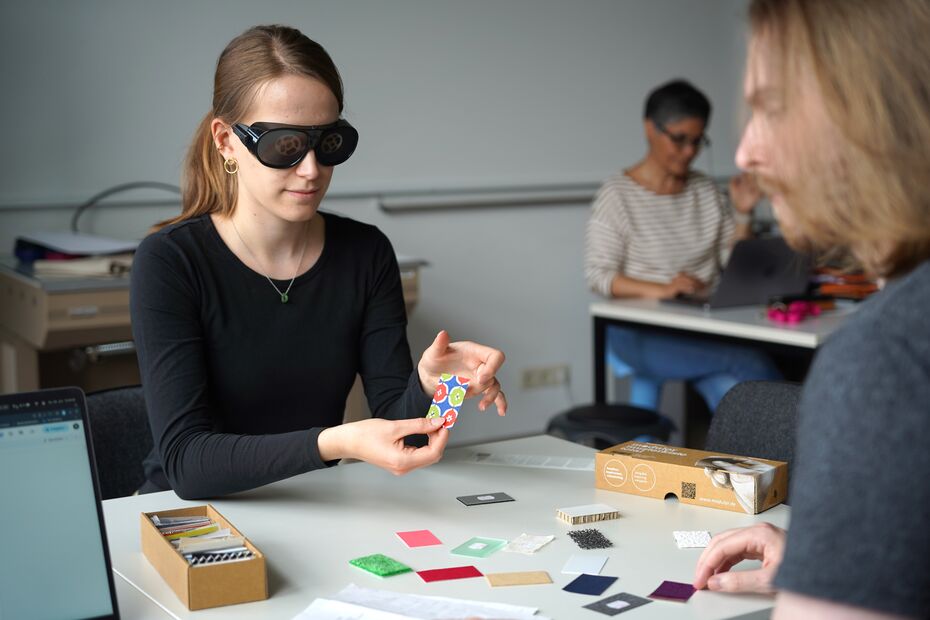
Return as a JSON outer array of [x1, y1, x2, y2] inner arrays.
[[450, 537, 508, 558], [349, 553, 412, 577]]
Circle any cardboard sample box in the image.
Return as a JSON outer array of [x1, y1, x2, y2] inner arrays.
[[140, 504, 268, 610], [595, 442, 787, 514]]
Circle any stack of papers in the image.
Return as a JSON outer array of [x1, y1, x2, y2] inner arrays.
[[15, 231, 139, 278], [32, 254, 133, 277], [150, 515, 253, 566], [18, 231, 139, 256]]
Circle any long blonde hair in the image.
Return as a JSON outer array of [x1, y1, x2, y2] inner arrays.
[[155, 25, 344, 231], [749, 0, 930, 277]]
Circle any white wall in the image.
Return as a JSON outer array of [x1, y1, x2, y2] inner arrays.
[[0, 1, 750, 445]]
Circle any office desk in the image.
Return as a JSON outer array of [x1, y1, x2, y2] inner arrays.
[[114, 574, 173, 619], [0, 256, 424, 395], [591, 298, 854, 404], [104, 435, 787, 620]]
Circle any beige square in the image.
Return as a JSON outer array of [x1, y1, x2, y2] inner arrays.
[[485, 571, 553, 587]]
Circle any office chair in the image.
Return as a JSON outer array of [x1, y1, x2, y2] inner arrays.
[[704, 380, 802, 475], [546, 402, 675, 450], [85, 385, 153, 500]]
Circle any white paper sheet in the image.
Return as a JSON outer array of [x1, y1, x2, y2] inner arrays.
[[323, 583, 543, 619], [466, 452, 595, 471], [561, 554, 608, 575], [293, 597, 413, 620]]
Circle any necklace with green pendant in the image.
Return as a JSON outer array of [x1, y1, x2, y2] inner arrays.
[[231, 218, 307, 304]]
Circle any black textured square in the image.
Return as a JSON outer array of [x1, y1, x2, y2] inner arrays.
[[567, 528, 613, 550]]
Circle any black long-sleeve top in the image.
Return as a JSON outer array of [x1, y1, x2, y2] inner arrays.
[[130, 212, 430, 499]]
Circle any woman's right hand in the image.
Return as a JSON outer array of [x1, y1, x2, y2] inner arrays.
[[663, 272, 706, 298], [318, 417, 449, 475]]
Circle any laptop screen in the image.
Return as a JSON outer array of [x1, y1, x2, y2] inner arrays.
[[0, 387, 118, 620]]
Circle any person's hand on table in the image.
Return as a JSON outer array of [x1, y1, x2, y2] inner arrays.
[[693, 522, 786, 594], [318, 417, 450, 475], [417, 330, 508, 416], [729, 172, 763, 214], [662, 272, 707, 299]]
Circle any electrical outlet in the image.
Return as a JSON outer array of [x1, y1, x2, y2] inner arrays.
[[521, 364, 571, 389]]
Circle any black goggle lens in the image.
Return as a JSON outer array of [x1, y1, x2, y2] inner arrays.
[[257, 129, 309, 167], [238, 121, 358, 168]]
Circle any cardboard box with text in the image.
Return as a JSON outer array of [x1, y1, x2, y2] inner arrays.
[[595, 442, 787, 514]]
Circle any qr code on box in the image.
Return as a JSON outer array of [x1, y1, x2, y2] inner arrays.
[[682, 482, 696, 499]]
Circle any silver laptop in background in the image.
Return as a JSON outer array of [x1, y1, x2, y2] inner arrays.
[[664, 236, 811, 310], [0, 387, 120, 620]]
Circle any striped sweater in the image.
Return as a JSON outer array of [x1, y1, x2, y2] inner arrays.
[[584, 170, 734, 297]]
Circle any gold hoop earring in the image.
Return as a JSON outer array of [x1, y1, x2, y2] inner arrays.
[[223, 158, 239, 175]]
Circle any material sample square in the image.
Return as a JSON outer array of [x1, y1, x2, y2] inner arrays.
[[456, 492, 515, 506], [485, 571, 553, 587], [567, 528, 614, 550], [673, 530, 712, 549], [503, 533, 555, 554], [556, 503, 620, 525], [584, 592, 653, 616], [348, 554, 412, 578], [563, 574, 617, 595], [562, 554, 608, 575], [416, 565, 483, 582], [450, 537, 508, 558], [396, 529, 442, 548], [426, 373, 470, 429], [649, 580, 696, 602]]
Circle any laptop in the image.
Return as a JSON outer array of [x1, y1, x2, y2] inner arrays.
[[664, 236, 811, 310], [0, 387, 120, 619]]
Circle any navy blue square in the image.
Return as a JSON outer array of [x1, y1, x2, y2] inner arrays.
[[563, 573, 617, 595]]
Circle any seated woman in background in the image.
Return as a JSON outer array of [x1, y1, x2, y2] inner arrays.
[[584, 79, 781, 412], [131, 25, 507, 499]]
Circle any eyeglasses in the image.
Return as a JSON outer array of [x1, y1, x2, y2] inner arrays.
[[232, 120, 359, 168], [655, 122, 711, 150]]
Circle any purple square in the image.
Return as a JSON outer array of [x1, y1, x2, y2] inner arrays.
[[648, 580, 695, 602]]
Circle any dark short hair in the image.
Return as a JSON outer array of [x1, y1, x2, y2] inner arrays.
[[644, 79, 712, 126]]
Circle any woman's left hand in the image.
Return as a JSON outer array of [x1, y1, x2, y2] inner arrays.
[[729, 172, 763, 214], [417, 330, 507, 416]]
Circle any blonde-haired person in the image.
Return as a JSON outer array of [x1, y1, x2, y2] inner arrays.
[[131, 25, 506, 499], [692, 1, 930, 618]]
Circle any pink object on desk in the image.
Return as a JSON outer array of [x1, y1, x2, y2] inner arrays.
[[396, 529, 442, 548], [767, 300, 822, 324]]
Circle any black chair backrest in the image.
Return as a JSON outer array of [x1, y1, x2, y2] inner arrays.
[[705, 381, 802, 475], [85, 385, 153, 500]]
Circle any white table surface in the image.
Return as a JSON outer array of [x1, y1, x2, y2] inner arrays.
[[104, 435, 788, 620], [114, 571, 173, 619], [590, 298, 854, 349]]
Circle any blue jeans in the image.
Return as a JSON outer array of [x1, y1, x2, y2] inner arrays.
[[607, 325, 782, 412]]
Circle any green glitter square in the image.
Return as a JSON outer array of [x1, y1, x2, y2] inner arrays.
[[349, 553, 413, 577]]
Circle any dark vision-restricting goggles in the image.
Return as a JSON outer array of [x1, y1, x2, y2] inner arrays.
[[232, 119, 359, 168]]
